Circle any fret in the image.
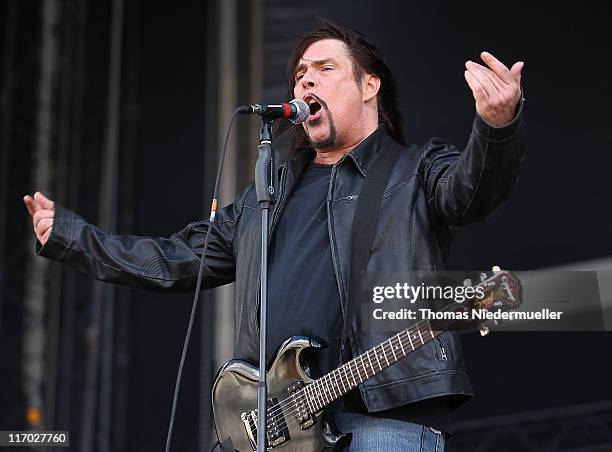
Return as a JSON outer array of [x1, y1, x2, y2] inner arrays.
[[336, 368, 347, 393], [398, 333, 406, 356], [349, 362, 358, 386], [373, 348, 382, 371], [379, 344, 390, 367], [309, 384, 319, 412], [323, 374, 333, 403], [417, 328, 424, 345], [360, 355, 369, 379], [304, 385, 312, 412], [388, 338, 397, 362], [344, 363, 354, 389], [427, 321, 434, 340], [323, 375, 333, 402], [330, 372, 339, 399], [317, 381, 326, 408], [318, 381, 328, 406], [313, 382, 322, 407], [303, 387, 314, 414], [353, 361, 363, 383], [407, 330, 415, 350], [339, 365, 349, 391], [312, 385, 321, 412], [367, 351, 375, 375]]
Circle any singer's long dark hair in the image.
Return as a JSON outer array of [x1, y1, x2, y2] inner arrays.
[[279, 18, 406, 150]]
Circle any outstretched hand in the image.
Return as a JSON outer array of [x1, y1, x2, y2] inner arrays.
[[23, 192, 55, 246], [464, 51, 524, 127]]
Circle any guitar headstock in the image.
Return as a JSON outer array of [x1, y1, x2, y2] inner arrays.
[[472, 266, 522, 335]]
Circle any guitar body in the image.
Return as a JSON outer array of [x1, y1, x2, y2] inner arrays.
[[212, 337, 348, 451]]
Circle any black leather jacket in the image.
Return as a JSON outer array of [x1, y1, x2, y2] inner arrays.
[[39, 108, 524, 412]]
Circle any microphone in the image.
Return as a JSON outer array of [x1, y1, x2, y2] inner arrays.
[[237, 98, 310, 124]]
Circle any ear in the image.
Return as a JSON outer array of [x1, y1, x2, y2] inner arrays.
[[362, 73, 381, 103]]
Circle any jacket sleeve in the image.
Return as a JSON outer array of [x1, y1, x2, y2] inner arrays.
[[36, 187, 252, 293], [420, 102, 525, 228]]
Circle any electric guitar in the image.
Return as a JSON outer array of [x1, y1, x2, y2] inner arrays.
[[212, 268, 521, 451]]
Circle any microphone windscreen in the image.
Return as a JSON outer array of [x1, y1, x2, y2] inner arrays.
[[289, 98, 310, 124]]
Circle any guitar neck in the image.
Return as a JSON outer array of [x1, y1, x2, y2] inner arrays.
[[300, 270, 516, 413], [302, 322, 442, 413]]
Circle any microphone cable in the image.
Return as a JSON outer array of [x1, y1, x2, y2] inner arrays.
[[164, 108, 241, 452]]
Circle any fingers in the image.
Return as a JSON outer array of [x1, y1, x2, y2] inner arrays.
[[34, 191, 54, 210], [480, 51, 513, 84], [465, 61, 497, 97], [32, 211, 54, 245], [36, 217, 54, 236], [468, 61, 506, 92], [23, 192, 55, 245], [41, 227, 53, 244], [33, 209, 54, 231], [510, 61, 524, 81], [23, 195, 39, 216], [464, 70, 487, 104], [23, 192, 55, 216]]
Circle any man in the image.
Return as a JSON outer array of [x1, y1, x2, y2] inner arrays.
[[24, 20, 524, 451]]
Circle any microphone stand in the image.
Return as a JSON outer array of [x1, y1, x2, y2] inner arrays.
[[255, 117, 276, 452]]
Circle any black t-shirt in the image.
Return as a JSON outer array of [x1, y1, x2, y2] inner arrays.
[[267, 161, 452, 434], [267, 162, 343, 374]]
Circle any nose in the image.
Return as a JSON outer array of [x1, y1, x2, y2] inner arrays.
[[300, 70, 316, 91]]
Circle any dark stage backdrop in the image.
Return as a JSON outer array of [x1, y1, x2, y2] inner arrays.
[[0, 1, 211, 450]]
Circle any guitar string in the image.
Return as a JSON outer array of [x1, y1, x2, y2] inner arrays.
[[261, 303, 477, 430], [261, 307, 470, 430], [262, 298, 499, 431], [261, 273, 504, 425], [262, 300, 472, 425], [260, 276, 508, 432], [261, 326, 440, 434], [261, 323, 442, 430]]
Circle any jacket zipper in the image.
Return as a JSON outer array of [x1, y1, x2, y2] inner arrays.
[[255, 164, 288, 335], [327, 158, 353, 362], [435, 335, 448, 361], [327, 159, 348, 317]]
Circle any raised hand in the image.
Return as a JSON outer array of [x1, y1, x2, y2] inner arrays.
[[464, 51, 524, 127], [23, 192, 55, 246]]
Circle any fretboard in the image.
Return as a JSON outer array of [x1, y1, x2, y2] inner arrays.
[[300, 322, 442, 413]]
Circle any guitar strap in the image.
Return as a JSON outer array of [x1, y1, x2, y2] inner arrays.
[[340, 138, 401, 360]]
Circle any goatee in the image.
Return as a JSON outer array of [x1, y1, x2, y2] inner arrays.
[[307, 108, 337, 149]]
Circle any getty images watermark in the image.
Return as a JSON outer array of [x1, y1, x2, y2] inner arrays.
[[360, 271, 610, 332]]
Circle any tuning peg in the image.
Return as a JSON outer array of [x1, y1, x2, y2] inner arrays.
[[492, 265, 501, 273], [479, 325, 490, 336]]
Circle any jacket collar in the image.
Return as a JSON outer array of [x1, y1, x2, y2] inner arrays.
[[286, 126, 397, 177], [343, 126, 390, 177]]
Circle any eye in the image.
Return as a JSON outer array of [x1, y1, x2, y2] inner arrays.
[[322, 66, 334, 71], [295, 73, 304, 81]]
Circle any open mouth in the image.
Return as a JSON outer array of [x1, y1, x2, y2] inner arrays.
[[308, 100, 321, 115], [303, 94, 323, 121]]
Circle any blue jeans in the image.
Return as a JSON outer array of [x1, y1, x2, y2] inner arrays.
[[334, 412, 445, 452]]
